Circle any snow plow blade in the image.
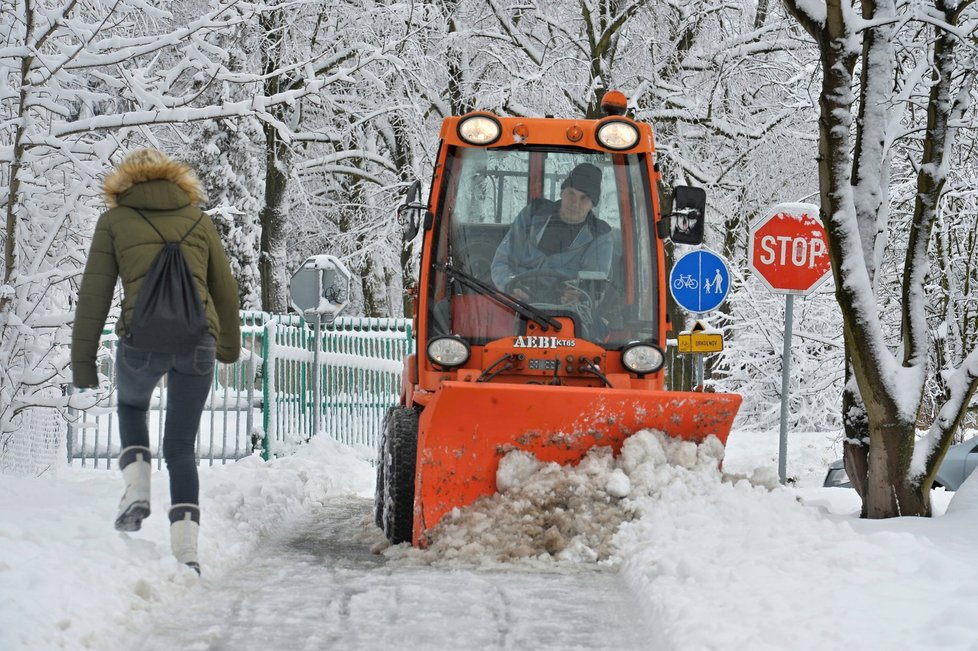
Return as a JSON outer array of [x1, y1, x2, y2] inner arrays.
[[412, 381, 741, 545]]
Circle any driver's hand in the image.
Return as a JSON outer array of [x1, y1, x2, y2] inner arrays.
[[512, 287, 530, 302], [560, 284, 586, 304]]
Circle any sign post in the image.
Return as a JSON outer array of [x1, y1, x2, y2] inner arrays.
[[677, 320, 724, 387], [289, 255, 352, 438], [749, 203, 831, 483], [670, 249, 730, 388]]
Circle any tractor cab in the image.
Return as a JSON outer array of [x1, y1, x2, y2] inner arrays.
[[429, 145, 656, 349]]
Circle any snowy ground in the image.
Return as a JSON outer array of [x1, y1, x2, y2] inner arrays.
[[2, 428, 977, 651]]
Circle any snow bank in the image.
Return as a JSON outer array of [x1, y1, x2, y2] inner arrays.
[[388, 430, 761, 566], [614, 443, 978, 650], [380, 429, 978, 649]]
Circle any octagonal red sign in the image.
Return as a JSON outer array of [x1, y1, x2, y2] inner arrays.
[[749, 203, 831, 295]]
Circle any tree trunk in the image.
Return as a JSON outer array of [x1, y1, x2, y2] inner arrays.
[[810, 0, 924, 517], [2, 49, 30, 315], [754, 0, 770, 28], [862, 420, 928, 517], [258, 11, 290, 314], [259, 134, 290, 313], [388, 113, 417, 318]]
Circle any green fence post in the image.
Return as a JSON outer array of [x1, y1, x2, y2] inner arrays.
[[261, 319, 272, 461], [300, 315, 308, 439]]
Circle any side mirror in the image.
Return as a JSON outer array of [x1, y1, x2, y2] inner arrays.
[[669, 185, 706, 245], [397, 180, 427, 242]]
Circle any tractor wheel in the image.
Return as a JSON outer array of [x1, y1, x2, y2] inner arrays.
[[381, 406, 419, 544]]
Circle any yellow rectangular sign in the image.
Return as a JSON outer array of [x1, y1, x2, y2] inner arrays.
[[677, 332, 724, 354]]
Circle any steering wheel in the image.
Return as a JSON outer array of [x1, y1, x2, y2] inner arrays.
[[506, 270, 576, 304], [506, 269, 603, 340]]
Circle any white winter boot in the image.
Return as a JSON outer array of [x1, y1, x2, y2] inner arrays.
[[114, 446, 151, 532], [169, 504, 201, 575]]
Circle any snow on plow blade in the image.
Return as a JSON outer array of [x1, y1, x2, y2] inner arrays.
[[412, 381, 742, 545]]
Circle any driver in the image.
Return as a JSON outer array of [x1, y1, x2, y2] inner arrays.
[[490, 163, 614, 304]]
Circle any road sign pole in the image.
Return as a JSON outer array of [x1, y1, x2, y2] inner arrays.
[[778, 295, 794, 484], [308, 311, 321, 438], [290, 255, 353, 441], [695, 353, 704, 388]]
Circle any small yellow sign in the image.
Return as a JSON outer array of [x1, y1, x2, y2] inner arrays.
[[677, 321, 723, 353]]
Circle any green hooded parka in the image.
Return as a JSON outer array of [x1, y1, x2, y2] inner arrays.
[[71, 152, 241, 388]]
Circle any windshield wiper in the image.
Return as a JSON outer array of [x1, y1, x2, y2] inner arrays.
[[436, 263, 562, 332]]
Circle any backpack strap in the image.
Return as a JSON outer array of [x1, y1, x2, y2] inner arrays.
[[133, 208, 205, 244], [178, 212, 205, 244]]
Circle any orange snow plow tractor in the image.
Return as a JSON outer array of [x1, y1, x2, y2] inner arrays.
[[376, 91, 742, 546]]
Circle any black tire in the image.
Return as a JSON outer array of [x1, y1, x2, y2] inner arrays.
[[381, 406, 419, 544]]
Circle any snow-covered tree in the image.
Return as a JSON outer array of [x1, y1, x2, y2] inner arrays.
[[0, 0, 387, 471], [782, 0, 978, 517], [188, 116, 265, 310], [926, 182, 978, 430], [206, 0, 410, 314], [716, 275, 845, 432]]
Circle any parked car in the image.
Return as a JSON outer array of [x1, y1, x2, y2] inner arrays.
[[824, 437, 978, 490]]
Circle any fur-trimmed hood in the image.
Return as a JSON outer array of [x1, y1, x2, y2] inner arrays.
[[103, 149, 206, 208]]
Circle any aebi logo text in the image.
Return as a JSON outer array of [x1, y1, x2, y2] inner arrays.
[[513, 336, 576, 349]]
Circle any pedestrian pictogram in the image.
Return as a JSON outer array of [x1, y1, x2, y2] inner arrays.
[[749, 203, 831, 295], [669, 249, 730, 314]]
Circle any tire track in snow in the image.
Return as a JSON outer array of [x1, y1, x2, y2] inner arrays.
[[130, 495, 655, 650]]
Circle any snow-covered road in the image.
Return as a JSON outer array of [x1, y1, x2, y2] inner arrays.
[[9, 433, 978, 651], [128, 496, 655, 650]]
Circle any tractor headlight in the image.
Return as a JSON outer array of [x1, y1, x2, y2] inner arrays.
[[596, 119, 640, 150], [621, 342, 665, 375], [426, 336, 471, 368], [457, 114, 502, 146]]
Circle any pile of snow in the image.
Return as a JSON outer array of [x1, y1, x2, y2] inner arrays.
[[390, 430, 773, 565]]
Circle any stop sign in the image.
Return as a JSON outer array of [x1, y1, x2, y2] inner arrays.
[[749, 203, 831, 295]]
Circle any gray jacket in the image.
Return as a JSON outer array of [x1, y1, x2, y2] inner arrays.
[[490, 199, 614, 290]]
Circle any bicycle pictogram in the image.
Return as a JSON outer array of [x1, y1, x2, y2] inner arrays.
[[673, 274, 698, 290]]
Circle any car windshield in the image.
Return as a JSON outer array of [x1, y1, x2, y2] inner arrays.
[[426, 146, 659, 348]]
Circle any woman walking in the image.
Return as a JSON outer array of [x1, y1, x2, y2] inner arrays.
[[71, 148, 240, 574]]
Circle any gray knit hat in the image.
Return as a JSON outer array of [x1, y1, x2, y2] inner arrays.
[[561, 163, 602, 205]]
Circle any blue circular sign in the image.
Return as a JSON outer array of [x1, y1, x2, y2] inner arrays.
[[670, 249, 730, 313]]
